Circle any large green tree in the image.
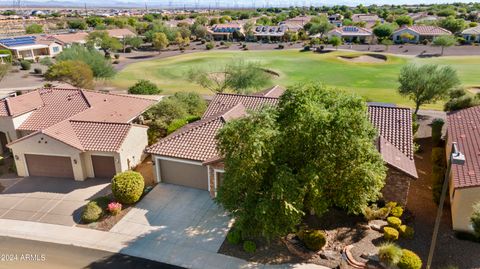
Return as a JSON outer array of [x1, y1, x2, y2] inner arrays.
[[433, 35, 457, 56], [55, 44, 116, 78], [86, 31, 122, 57], [398, 64, 460, 115], [373, 24, 394, 42], [25, 23, 44, 34], [216, 83, 387, 239], [188, 60, 271, 94]]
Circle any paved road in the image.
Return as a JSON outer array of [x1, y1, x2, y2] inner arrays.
[[0, 236, 183, 269]]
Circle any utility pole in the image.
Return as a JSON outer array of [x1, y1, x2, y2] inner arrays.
[[84, 2, 87, 17], [426, 142, 465, 269]]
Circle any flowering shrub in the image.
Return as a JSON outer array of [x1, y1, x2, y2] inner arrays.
[[107, 202, 122, 215]]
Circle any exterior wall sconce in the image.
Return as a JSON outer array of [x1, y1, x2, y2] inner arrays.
[[14, 155, 19, 160], [73, 159, 77, 164]]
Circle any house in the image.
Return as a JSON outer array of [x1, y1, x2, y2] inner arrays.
[[52, 29, 136, 48], [351, 14, 381, 28], [446, 106, 480, 232], [327, 26, 373, 44], [207, 23, 244, 41], [392, 25, 452, 44], [1, 88, 155, 180], [462, 26, 480, 43], [253, 25, 288, 41], [410, 12, 438, 24], [0, 35, 63, 61], [146, 86, 417, 205]]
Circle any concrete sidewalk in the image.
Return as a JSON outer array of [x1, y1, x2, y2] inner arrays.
[[0, 219, 328, 269]]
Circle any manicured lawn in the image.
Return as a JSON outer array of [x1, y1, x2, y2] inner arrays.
[[111, 50, 480, 110]]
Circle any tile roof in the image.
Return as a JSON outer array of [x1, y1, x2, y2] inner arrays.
[[462, 26, 480, 35], [368, 105, 414, 159], [394, 25, 452, 36], [52, 32, 88, 44], [0, 91, 43, 117], [329, 26, 373, 36], [203, 93, 278, 118], [106, 28, 136, 38], [150, 90, 416, 179], [146, 104, 246, 161], [7, 88, 155, 152], [447, 106, 480, 189], [253, 85, 285, 98]]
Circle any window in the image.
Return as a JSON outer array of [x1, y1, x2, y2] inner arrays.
[[52, 46, 60, 53]]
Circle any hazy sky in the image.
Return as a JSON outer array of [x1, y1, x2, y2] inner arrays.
[[0, 0, 479, 8]]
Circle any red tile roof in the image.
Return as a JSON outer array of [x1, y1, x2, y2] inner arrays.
[[447, 106, 480, 189], [0, 91, 44, 117], [329, 26, 373, 36], [146, 104, 246, 161], [7, 88, 155, 152], [150, 91, 417, 179], [253, 85, 285, 98], [394, 25, 452, 36], [203, 93, 278, 118]]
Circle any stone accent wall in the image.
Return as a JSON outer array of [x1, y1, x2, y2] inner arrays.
[[207, 161, 224, 198], [381, 167, 412, 205]]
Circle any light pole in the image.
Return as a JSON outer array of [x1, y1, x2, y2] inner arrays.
[[426, 142, 465, 269]]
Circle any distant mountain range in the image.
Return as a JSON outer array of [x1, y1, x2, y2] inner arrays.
[[0, 0, 478, 9]]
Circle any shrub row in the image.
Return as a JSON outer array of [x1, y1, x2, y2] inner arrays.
[[226, 228, 257, 253]]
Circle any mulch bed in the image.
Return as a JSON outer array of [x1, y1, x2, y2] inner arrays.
[[218, 209, 377, 268], [77, 206, 132, 232]]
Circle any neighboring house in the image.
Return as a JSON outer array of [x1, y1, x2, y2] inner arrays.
[[462, 26, 480, 43], [352, 14, 381, 28], [1, 88, 155, 180], [447, 106, 480, 232], [327, 26, 373, 43], [328, 13, 344, 27], [410, 12, 438, 24], [207, 23, 244, 41], [253, 25, 288, 41], [52, 29, 136, 48], [146, 86, 417, 205], [392, 25, 452, 43], [0, 35, 63, 60]]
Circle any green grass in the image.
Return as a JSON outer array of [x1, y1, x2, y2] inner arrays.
[[111, 49, 480, 110]]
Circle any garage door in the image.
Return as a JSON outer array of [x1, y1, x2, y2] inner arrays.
[[158, 159, 208, 190], [25, 154, 74, 178], [91, 155, 116, 179]]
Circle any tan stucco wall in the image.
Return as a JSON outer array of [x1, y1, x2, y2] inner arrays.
[[49, 43, 63, 56], [450, 187, 480, 231], [0, 111, 34, 143], [118, 125, 148, 171], [8, 133, 84, 180]]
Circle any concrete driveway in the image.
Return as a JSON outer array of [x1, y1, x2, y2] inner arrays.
[[111, 183, 232, 261], [0, 177, 110, 226]]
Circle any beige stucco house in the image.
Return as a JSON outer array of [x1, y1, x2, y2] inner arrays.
[[1, 88, 154, 180], [146, 86, 417, 204], [392, 25, 452, 44], [0, 35, 63, 61], [447, 106, 480, 232]]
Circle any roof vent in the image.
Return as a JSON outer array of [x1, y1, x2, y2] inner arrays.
[[104, 99, 107, 102]]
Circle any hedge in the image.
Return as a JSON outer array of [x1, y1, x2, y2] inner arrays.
[[384, 227, 399, 241], [387, 216, 402, 229], [431, 118, 444, 147], [397, 249, 422, 269]]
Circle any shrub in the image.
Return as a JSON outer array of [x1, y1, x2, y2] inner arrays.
[[449, 88, 466, 98], [220, 41, 225, 45], [385, 201, 397, 210], [412, 114, 419, 135], [297, 229, 327, 251], [82, 200, 103, 223], [390, 206, 404, 218], [56, 44, 116, 78], [432, 147, 446, 167], [399, 225, 415, 239], [383, 227, 399, 241], [227, 229, 242, 245], [111, 171, 145, 204], [200, 39, 206, 44], [378, 242, 403, 266], [114, 53, 120, 59], [397, 249, 422, 269], [0, 156, 4, 165], [471, 202, 480, 238], [128, 80, 162, 95], [45, 60, 94, 89], [303, 45, 311, 51], [39, 57, 53, 66], [206, 42, 214, 50], [432, 164, 446, 204], [278, 44, 285, 49], [20, 60, 31, 70], [444, 95, 475, 112], [167, 118, 188, 134], [107, 201, 122, 215], [387, 216, 402, 229], [112, 60, 119, 64], [243, 241, 256, 253], [34, 68, 42, 74], [185, 115, 201, 123], [431, 118, 445, 146], [125, 47, 132, 53], [364, 204, 389, 220]]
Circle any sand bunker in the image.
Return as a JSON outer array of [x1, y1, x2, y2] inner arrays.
[[338, 54, 387, 63]]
